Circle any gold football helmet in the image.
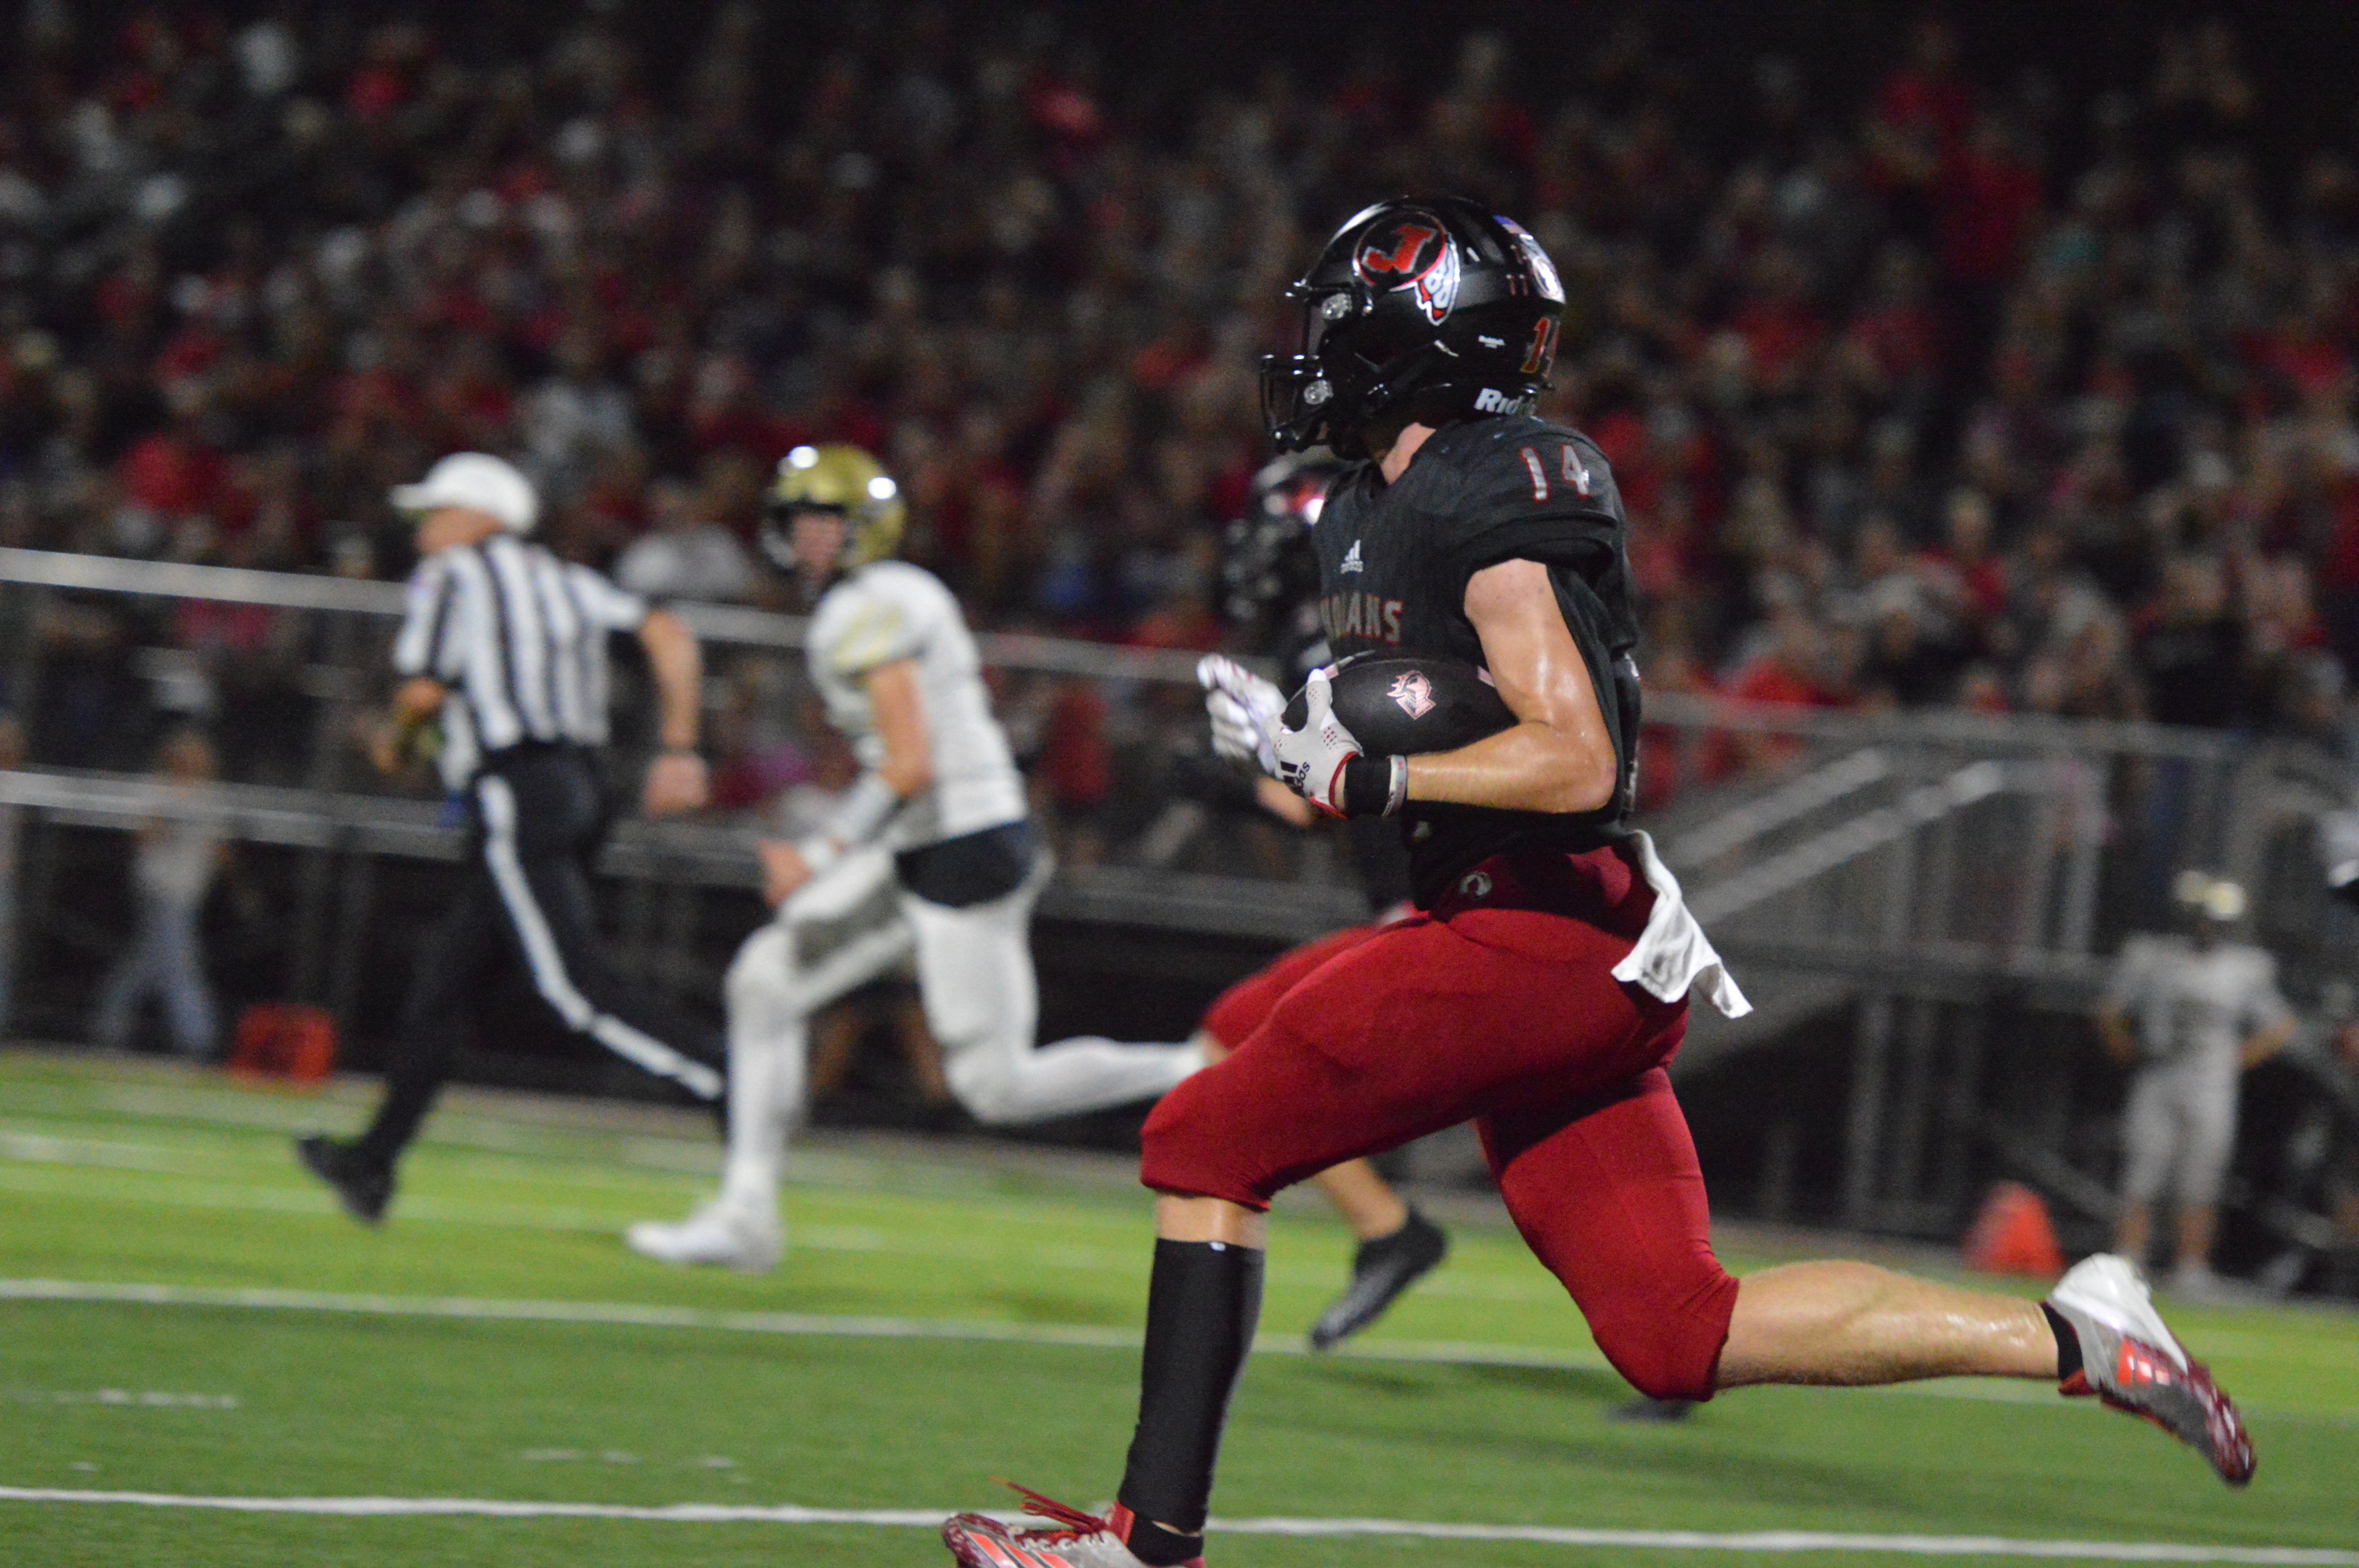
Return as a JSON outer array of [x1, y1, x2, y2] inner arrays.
[[760, 443, 905, 575]]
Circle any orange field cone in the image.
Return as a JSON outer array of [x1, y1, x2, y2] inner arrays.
[[227, 1002, 339, 1085], [1961, 1180, 2066, 1279]]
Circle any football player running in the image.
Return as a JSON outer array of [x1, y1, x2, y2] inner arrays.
[[945, 198, 2251, 1568], [626, 445, 1206, 1271]]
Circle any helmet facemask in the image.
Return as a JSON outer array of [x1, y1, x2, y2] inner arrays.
[[1262, 284, 1458, 457]]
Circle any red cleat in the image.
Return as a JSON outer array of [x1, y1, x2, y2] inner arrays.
[[942, 1483, 1202, 1568]]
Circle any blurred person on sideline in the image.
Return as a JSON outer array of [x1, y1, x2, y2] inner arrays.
[[2099, 872, 2294, 1296], [612, 476, 758, 604], [90, 728, 225, 1059]]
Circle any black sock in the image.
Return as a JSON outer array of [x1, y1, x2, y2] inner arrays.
[[2041, 1303, 2083, 1383], [353, 1074, 437, 1168], [1121, 1512, 1207, 1567], [1115, 1238, 1264, 1558]]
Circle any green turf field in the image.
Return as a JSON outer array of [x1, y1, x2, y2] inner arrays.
[[1, 1047, 2352, 1567]]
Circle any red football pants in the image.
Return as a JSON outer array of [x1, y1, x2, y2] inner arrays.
[[1143, 845, 1738, 1402], [1201, 920, 1392, 1052]]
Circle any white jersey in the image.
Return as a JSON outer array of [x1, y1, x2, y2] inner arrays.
[[2105, 934, 2289, 1087], [805, 561, 1026, 851]]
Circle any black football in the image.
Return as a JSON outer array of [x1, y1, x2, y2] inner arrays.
[[1283, 653, 1516, 756]]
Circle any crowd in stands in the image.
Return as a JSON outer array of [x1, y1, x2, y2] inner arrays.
[[3, 2, 2359, 773]]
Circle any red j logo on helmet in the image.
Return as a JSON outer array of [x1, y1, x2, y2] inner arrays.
[[1356, 224, 1438, 276], [1355, 217, 1460, 324]]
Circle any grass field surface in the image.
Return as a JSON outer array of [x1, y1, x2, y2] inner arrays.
[[1, 1047, 2353, 1566]]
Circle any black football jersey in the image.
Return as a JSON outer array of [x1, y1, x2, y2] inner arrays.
[[1310, 414, 1643, 907]]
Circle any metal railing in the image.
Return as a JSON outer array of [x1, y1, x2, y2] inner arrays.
[[0, 547, 1212, 683], [0, 547, 2313, 965]]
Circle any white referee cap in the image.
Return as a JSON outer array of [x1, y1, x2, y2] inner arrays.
[[390, 452, 539, 534]]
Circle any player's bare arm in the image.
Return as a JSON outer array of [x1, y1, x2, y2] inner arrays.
[[1403, 557, 1617, 815], [636, 607, 708, 817], [2241, 1014, 2294, 1068], [758, 655, 928, 902], [866, 657, 936, 797]]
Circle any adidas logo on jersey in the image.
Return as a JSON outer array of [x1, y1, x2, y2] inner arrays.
[[1340, 539, 1364, 574]]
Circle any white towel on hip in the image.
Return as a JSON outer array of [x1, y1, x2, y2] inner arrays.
[[1611, 830, 1751, 1018]]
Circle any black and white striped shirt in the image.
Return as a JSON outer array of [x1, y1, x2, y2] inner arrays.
[[394, 535, 649, 786]]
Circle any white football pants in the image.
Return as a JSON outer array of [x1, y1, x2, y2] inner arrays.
[[2119, 1062, 2240, 1208], [715, 844, 1203, 1219]]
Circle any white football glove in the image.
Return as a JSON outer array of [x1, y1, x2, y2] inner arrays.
[[1272, 666, 1364, 817], [1197, 653, 1284, 777]]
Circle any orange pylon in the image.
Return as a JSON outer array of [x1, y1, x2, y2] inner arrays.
[[1962, 1181, 2067, 1279]]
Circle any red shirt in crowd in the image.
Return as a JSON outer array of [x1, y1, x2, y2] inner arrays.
[[117, 429, 224, 518]]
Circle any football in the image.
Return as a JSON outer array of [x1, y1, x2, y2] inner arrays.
[[1283, 652, 1517, 756]]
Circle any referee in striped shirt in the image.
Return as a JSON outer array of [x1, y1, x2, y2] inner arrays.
[[299, 453, 722, 1223]]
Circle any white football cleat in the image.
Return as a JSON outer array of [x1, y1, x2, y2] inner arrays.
[[2044, 1254, 2254, 1485], [624, 1200, 781, 1272]]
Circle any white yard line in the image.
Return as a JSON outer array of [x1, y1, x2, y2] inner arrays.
[[0, 1130, 211, 1173], [10, 1389, 238, 1409], [0, 1488, 2349, 1563]]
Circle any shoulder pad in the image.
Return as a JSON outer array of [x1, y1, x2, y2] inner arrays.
[[1413, 419, 1629, 593], [1421, 417, 1619, 519], [817, 564, 950, 675]]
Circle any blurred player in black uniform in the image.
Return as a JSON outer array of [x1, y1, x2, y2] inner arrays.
[[1154, 451, 1449, 1351], [947, 197, 2251, 1568]]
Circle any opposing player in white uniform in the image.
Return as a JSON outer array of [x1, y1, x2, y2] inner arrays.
[[2099, 871, 2293, 1295], [628, 446, 1205, 1269]]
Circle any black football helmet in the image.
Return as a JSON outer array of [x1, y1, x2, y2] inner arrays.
[[1223, 449, 1345, 632], [1261, 195, 1565, 458]]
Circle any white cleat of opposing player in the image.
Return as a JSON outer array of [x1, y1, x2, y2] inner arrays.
[[624, 1200, 782, 1273]]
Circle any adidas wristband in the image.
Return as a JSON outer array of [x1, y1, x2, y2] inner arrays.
[[1340, 754, 1407, 819]]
